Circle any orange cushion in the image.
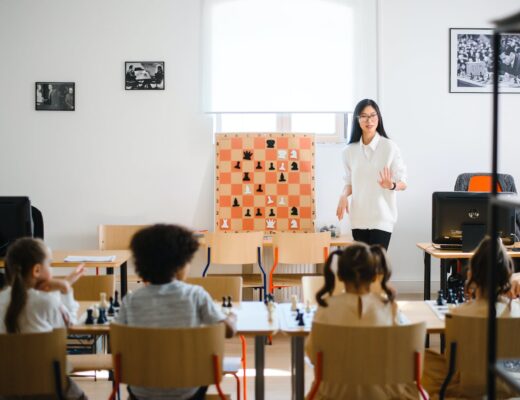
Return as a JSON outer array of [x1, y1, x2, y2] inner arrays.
[[468, 176, 502, 192]]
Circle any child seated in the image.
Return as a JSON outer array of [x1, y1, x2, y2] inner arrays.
[[116, 224, 237, 400], [0, 237, 86, 399], [305, 242, 419, 399], [423, 236, 519, 398]]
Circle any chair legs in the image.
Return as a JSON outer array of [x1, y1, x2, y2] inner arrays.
[[439, 342, 457, 400]]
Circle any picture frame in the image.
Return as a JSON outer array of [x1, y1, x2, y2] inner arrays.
[[125, 61, 165, 90], [35, 82, 75, 111], [450, 28, 520, 93]]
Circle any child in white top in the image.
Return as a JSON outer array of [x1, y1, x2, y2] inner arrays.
[[0, 237, 86, 399], [423, 236, 520, 398], [306, 242, 420, 400]]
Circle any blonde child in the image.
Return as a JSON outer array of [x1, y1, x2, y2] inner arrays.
[[306, 242, 419, 399], [0, 237, 86, 399]]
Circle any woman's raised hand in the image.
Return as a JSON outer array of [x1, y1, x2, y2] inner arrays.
[[378, 166, 394, 190]]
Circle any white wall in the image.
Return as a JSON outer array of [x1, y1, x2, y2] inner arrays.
[[1, 0, 519, 290]]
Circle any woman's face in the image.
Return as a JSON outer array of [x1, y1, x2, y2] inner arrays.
[[357, 105, 379, 135]]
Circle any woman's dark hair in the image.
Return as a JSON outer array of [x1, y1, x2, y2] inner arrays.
[[370, 245, 395, 303], [349, 99, 389, 144], [5, 237, 47, 333], [316, 242, 376, 307], [130, 224, 199, 284], [466, 236, 512, 299]]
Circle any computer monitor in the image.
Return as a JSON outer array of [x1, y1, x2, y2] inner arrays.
[[432, 191, 515, 251], [0, 197, 33, 257]]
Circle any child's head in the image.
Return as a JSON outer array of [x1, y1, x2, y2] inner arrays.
[[316, 241, 377, 307], [130, 224, 199, 285], [4, 237, 50, 333], [467, 236, 513, 299]]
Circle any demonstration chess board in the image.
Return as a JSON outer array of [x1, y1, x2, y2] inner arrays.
[[215, 133, 315, 233]]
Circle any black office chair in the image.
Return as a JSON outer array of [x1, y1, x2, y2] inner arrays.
[[31, 206, 44, 239]]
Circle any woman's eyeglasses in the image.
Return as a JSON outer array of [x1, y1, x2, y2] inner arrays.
[[357, 113, 378, 122]]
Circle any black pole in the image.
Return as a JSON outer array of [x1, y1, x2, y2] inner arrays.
[[487, 30, 501, 400]]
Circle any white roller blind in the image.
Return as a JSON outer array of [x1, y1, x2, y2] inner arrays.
[[202, 0, 377, 113]]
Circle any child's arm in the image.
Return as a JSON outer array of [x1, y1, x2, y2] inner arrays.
[[223, 312, 237, 338]]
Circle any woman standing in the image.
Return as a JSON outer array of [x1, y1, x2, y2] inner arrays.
[[336, 99, 407, 249]]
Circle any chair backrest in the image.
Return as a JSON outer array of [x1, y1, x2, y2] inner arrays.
[[186, 276, 243, 304], [110, 323, 225, 388], [31, 206, 44, 239], [98, 224, 148, 250], [273, 232, 331, 264], [301, 276, 343, 305], [468, 175, 502, 192], [0, 329, 67, 396], [73, 275, 116, 301], [204, 231, 263, 264], [310, 322, 426, 385], [445, 314, 520, 392]]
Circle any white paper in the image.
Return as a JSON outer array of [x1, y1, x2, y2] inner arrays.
[[64, 255, 116, 262]]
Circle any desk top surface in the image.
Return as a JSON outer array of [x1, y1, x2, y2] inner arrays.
[[416, 242, 520, 258]]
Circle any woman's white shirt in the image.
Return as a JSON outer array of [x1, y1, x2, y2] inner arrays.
[[0, 287, 79, 333]]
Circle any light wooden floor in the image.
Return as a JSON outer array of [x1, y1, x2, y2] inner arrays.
[[74, 294, 441, 400]]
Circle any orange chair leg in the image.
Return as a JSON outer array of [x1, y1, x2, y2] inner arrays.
[[213, 354, 227, 400], [108, 353, 121, 400], [240, 334, 247, 400], [307, 351, 322, 400], [415, 351, 428, 400]]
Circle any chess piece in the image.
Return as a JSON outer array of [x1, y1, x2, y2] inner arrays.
[[108, 297, 115, 316], [290, 219, 298, 229], [290, 294, 298, 311], [85, 309, 94, 325], [256, 161, 262, 170], [100, 293, 109, 309], [244, 185, 252, 195], [97, 308, 107, 324], [221, 219, 229, 229], [233, 198, 240, 207], [436, 290, 446, 306], [227, 296, 232, 308], [457, 288, 465, 303], [234, 161, 241, 169], [92, 306, 100, 319], [305, 300, 311, 313], [269, 209, 275, 217], [269, 162, 275, 171], [277, 150, 287, 159], [256, 184, 263, 193], [279, 173, 286, 182], [290, 150, 298, 159], [291, 207, 298, 216], [114, 291, 120, 308], [279, 197, 286, 206], [243, 150, 253, 160], [266, 139, 275, 148], [279, 162, 286, 171], [447, 289, 456, 304], [222, 296, 227, 308], [291, 162, 298, 171], [243, 172, 251, 181], [245, 209, 251, 217], [267, 195, 274, 205], [297, 313, 305, 327], [255, 208, 262, 217], [266, 219, 276, 229]]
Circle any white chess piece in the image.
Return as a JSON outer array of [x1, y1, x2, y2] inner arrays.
[[267, 302, 275, 323], [305, 299, 311, 313], [290, 219, 298, 229], [267, 195, 274, 205], [290, 150, 298, 159], [277, 150, 287, 159], [279, 162, 286, 171], [290, 294, 298, 311], [244, 185, 252, 195], [278, 197, 286, 206], [221, 219, 229, 229], [99, 292, 109, 309], [266, 219, 276, 229], [92, 305, 100, 319]]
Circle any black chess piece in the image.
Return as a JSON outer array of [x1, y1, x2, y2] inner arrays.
[[234, 161, 241, 169], [269, 162, 275, 171], [457, 288, 465, 303], [97, 308, 107, 324], [85, 309, 94, 325], [447, 289, 456, 304], [114, 291, 120, 308], [243, 172, 251, 182], [294, 309, 301, 321], [243, 150, 253, 160], [227, 296, 232, 308], [222, 296, 227, 308], [245, 209, 251, 217], [266, 139, 275, 148], [279, 173, 286, 182], [436, 290, 446, 306], [291, 207, 298, 216], [255, 208, 262, 217], [257, 184, 263, 193], [269, 209, 275, 217], [297, 313, 305, 327], [233, 198, 240, 207], [108, 297, 115, 316], [256, 161, 262, 170], [291, 162, 298, 171]]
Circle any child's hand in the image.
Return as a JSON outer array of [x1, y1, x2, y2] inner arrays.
[[36, 279, 71, 295], [508, 273, 520, 298], [66, 264, 85, 286]]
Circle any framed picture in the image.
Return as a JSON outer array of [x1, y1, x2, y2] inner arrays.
[[125, 61, 165, 90], [450, 28, 520, 93], [35, 82, 75, 111]]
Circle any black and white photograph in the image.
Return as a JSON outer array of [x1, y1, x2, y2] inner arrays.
[[35, 82, 75, 111], [450, 28, 520, 93], [125, 61, 165, 90]]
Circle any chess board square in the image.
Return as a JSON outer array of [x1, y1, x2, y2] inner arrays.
[[231, 184, 242, 195], [243, 196, 254, 207], [277, 207, 288, 218], [254, 196, 265, 207], [231, 173, 243, 185], [299, 137, 312, 149], [277, 219, 289, 231], [299, 150, 313, 161], [219, 196, 231, 207], [219, 172, 231, 184], [289, 195, 300, 206], [289, 218, 300, 230], [218, 185, 231, 196], [254, 219, 265, 230], [301, 184, 312, 195], [300, 172, 312, 184], [219, 162, 231, 173], [218, 208, 231, 218], [265, 184, 277, 195], [216, 136, 232, 149], [266, 149, 277, 160], [288, 185, 301, 195], [231, 219, 243, 231], [231, 149, 243, 161], [300, 196, 312, 207], [219, 149, 231, 161], [277, 137, 289, 149], [254, 137, 266, 149], [253, 173, 266, 184], [266, 172, 277, 183], [253, 208, 265, 218], [242, 160, 254, 171], [243, 218, 254, 230], [243, 137, 254, 148], [277, 184, 289, 195], [288, 172, 299, 184], [300, 207, 312, 218], [231, 137, 243, 149], [265, 218, 277, 230], [300, 219, 313, 231], [300, 160, 312, 172], [231, 207, 242, 218], [219, 219, 230, 230], [265, 195, 276, 206]]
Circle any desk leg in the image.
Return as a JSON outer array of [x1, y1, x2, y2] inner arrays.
[[255, 335, 265, 400], [424, 253, 431, 300], [120, 261, 128, 298], [291, 336, 305, 400]]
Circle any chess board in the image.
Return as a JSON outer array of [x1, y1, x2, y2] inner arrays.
[[215, 133, 315, 233], [425, 300, 461, 321]]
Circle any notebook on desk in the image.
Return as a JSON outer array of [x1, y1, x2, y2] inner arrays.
[[64, 255, 116, 262]]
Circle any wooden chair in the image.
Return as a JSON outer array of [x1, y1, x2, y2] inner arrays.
[[301, 276, 344, 305], [202, 231, 266, 299], [307, 322, 428, 400], [73, 274, 116, 301], [270, 232, 330, 293], [109, 323, 228, 400], [187, 276, 246, 400], [0, 328, 67, 398], [440, 314, 520, 399]]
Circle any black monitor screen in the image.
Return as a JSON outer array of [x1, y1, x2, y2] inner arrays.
[[432, 191, 515, 249], [0, 197, 33, 257]]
